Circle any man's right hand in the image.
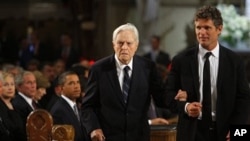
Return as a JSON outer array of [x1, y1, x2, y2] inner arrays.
[[150, 118, 169, 125], [186, 102, 202, 117], [90, 129, 105, 141]]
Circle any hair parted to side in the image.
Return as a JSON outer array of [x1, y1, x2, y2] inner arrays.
[[112, 23, 139, 43], [58, 71, 78, 86], [15, 71, 34, 86], [195, 5, 223, 28]]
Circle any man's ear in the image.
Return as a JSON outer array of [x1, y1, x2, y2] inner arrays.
[[217, 25, 223, 35]]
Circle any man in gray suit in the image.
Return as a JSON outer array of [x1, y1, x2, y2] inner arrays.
[[81, 23, 179, 141]]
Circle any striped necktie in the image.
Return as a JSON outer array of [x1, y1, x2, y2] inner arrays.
[[122, 66, 131, 103]]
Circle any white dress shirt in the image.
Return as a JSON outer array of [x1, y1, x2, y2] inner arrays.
[[61, 95, 77, 111], [198, 44, 219, 121], [18, 92, 35, 110], [114, 54, 133, 91], [185, 43, 219, 121]]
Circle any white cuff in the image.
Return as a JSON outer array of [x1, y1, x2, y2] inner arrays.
[[184, 102, 190, 114], [148, 120, 152, 125]]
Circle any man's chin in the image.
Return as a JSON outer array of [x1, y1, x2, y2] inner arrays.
[[119, 57, 130, 63], [120, 60, 127, 64], [200, 42, 208, 47]]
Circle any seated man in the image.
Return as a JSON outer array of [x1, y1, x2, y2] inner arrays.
[[148, 91, 187, 125], [148, 98, 175, 125], [50, 71, 88, 141]]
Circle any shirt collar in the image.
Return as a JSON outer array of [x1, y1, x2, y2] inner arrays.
[[61, 95, 76, 108], [199, 42, 219, 58], [18, 92, 33, 106], [114, 54, 133, 70]]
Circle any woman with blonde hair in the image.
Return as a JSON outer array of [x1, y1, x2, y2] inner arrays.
[[0, 72, 26, 141], [33, 70, 50, 107]]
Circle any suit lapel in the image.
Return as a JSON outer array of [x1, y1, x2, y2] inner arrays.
[[60, 98, 79, 122], [190, 48, 200, 100], [216, 46, 226, 95], [17, 94, 34, 111], [127, 57, 140, 104], [106, 56, 126, 107], [127, 56, 150, 106]]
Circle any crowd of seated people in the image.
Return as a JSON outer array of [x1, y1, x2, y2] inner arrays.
[[0, 58, 178, 141], [0, 31, 178, 141], [0, 59, 91, 141]]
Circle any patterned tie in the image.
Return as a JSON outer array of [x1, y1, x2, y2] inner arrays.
[[202, 52, 212, 128], [32, 100, 38, 110], [122, 66, 131, 103], [73, 104, 80, 121]]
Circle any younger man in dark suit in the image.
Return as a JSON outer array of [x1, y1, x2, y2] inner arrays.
[[166, 5, 250, 141], [50, 71, 88, 141]]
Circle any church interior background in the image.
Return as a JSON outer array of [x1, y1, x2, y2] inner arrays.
[[1, 0, 250, 81]]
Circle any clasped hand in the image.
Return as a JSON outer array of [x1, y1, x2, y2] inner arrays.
[[186, 102, 202, 117], [174, 89, 202, 117], [90, 129, 105, 141]]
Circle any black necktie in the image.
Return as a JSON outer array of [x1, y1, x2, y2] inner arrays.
[[123, 66, 131, 103], [202, 52, 212, 127]]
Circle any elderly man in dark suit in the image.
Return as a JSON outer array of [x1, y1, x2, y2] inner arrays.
[[81, 23, 181, 141], [166, 5, 250, 141], [50, 71, 88, 141]]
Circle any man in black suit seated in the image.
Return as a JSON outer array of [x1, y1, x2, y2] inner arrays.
[[148, 97, 178, 126], [50, 71, 88, 141], [12, 71, 39, 133]]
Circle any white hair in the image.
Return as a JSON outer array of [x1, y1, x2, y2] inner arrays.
[[112, 23, 139, 43]]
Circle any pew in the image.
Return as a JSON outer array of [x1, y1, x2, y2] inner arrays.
[[150, 116, 178, 141], [150, 124, 177, 141], [52, 125, 75, 141], [26, 109, 53, 141], [26, 109, 74, 141]]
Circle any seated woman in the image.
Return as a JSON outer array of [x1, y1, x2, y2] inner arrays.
[[32, 70, 50, 108], [0, 72, 26, 141]]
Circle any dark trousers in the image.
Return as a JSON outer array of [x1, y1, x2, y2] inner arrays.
[[195, 120, 217, 141]]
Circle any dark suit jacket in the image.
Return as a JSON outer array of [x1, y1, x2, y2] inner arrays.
[[166, 45, 250, 141], [81, 55, 167, 141], [143, 50, 171, 67], [11, 94, 34, 129], [50, 97, 88, 141], [0, 99, 26, 141]]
